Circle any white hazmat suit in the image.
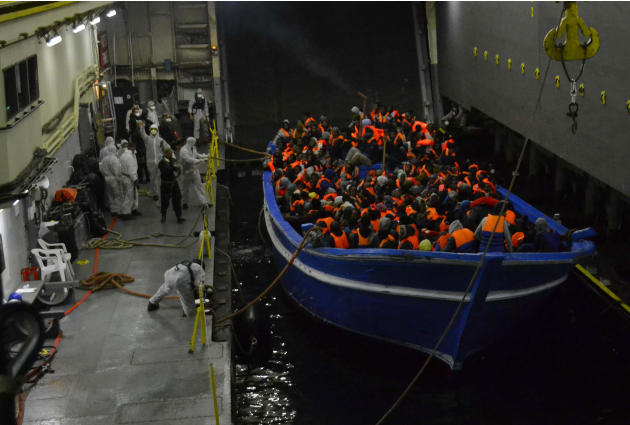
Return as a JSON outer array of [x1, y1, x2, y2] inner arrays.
[[140, 124, 170, 197], [146, 100, 159, 127], [99, 145, 123, 215], [187, 88, 209, 140], [99, 136, 116, 163], [119, 146, 139, 215], [149, 261, 205, 317], [179, 137, 209, 206]]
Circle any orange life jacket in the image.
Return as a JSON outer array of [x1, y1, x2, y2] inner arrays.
[[275, 180, 287, 197], [279, 128, 291, 139], [451, 228, 475, 252], [379, 234, 396, 248], [480, 214, 506, 252], [331, 231, 349, 249], [505, 210, 516, 226], [353, 228, 372, 247], [435, 233, 450, 251]]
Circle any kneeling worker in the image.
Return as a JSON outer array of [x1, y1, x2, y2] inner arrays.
[[148, 259, 206, 317]]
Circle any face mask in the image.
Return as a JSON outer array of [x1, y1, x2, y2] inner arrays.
[[197, 95, 204, 100], [150, 106, 155, 111], [165, 118, 172, 123], [150, 130, 157, 136], [134, 112, 141, 117]]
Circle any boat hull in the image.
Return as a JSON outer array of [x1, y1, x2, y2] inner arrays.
[[262, 172, 594, 369]]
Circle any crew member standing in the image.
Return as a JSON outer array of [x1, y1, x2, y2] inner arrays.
[[179, 137, 209, 209], [119, 141, 141, 219], [140, 124, 170, 200], [129, 106, 149, 183], [158, 148, 185, 223], [98, 145, 122, 216], [188, 88, 210, 141]]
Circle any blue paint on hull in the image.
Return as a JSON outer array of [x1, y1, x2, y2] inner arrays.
[[262, 172, 595, 369]]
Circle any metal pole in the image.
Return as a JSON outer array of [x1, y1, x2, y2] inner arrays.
[[412, 2, 433, 122], [208, 1, 224, 140], [218, 9, 232, 142], [129, 33, 135, 86], [113, 32, 117, 87], [210, 363, 221, 425], [426, 2, 444, 123]]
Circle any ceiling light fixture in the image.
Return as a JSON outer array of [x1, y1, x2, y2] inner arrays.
[[90, 16, 101, 25], [73, 23, 86, 33], [106, 9, 117, 18], [46, 33, 62, 47]]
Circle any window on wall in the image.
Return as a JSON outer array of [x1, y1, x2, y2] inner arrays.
[[3, 55, 39, 121]]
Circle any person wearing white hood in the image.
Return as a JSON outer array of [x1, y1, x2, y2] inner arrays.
[[188, 88, 209, 141], [99, 136, 116, 163], [146, 100, 159, 127], [140, 123, 170, 200], [99, 145, 123, 216], [119, 141, 141, 218], [179, 137, 209, 208]]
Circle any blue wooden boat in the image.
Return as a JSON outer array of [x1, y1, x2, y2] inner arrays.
[[262, 171, 596, 369]]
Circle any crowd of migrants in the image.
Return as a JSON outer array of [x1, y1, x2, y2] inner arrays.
[[264, 106, 565, 253]]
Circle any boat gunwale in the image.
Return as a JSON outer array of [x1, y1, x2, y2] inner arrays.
[[262, 171, 595, 264]]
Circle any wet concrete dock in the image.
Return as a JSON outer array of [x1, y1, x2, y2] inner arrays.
[[22, 176, 232, 424]]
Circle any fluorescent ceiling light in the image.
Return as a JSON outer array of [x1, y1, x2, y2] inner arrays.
[[13, 200, 19, 206], [46, 34, 62, 47], [106, 9, 116, 18], [73, 23, 86, 33], [90, 16, 101, 25]]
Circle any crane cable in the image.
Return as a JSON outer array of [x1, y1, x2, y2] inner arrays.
[[374, 7, 565, 425]]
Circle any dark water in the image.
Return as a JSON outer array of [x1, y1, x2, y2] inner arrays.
[[228, 168, 630, 425]]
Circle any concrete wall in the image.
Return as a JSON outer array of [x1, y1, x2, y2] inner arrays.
[[436, 2, 630, 198]]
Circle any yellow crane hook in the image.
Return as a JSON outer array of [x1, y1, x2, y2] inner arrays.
[[543, 2, 600, 61]]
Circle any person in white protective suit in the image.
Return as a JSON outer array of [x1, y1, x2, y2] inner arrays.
[[146, 100, 159, 127], [147, 259, 206, 317], [140, 123, 170, 200], [99, 136, 116, 163], [119, 141, 141, 219], [98, 145, 122, 215], [188, 88, 209, 141], [179, 137, 209, 209]]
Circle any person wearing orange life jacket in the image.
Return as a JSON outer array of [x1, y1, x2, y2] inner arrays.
[[324, 221, 349, 249], [350, 214, 378, 248], [315, 216, 335, 233], [433, 231, 451, 251], [317, 115, 331, 134], [474, 202, 513, 252], [398, 225, 420, 250], [411, 120, 433, 140], [273, 119, 293, 145], [303, 113, 316, 129], [275, 176, 294, 212], [443, 220, 477, 253]]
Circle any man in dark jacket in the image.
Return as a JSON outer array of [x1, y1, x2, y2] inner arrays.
[[158, 148, 185, 223], [129, 105, 149, 183]]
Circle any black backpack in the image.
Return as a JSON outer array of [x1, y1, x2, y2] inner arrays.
[[179, 261, 196, 292]]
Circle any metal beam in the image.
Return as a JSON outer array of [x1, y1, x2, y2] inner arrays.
[[208, 1, 224, 139], [412, 2, 434, 123], [0, 1, 75, 24]]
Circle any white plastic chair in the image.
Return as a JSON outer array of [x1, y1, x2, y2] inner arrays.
[[31, 249, 69, 282], [37, 239, 75, 279]]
